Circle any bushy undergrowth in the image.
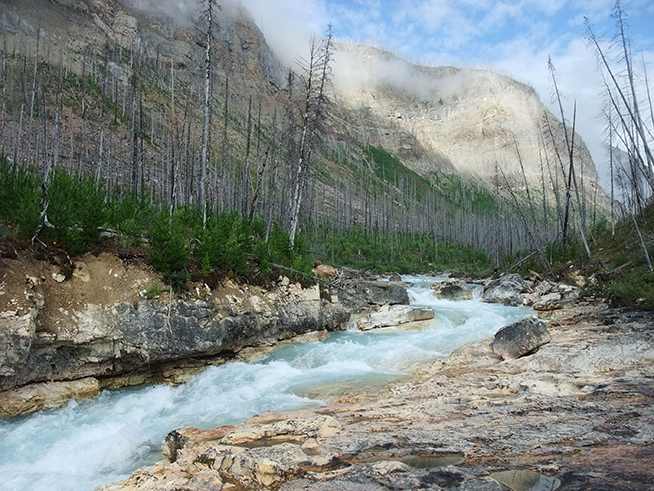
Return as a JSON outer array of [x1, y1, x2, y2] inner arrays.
[[46, 169, 105, 255], [0, 158, 41, 238], [312, 225, 493, 276], [513, 205, 654, 310], [0, 157, 313, 288]]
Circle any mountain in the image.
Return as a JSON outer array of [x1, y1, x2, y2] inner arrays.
[[332, 44, 606, 206], [0, 0, 608, 261]]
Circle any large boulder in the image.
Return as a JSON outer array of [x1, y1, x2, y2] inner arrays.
[[354, 305, 435, 331], [336, 280, 409, 311], [432, 280, 472, 301], [490, 316, 552, 359], [482, 274, 528, 306]]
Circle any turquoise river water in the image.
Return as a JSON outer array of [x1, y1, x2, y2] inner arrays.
[[0, 276, 532, 491]]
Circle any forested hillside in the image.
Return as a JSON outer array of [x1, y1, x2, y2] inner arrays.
[[0, 0, 615, 277]]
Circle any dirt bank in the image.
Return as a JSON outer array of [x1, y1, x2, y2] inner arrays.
[[0, 250, 351, 415]]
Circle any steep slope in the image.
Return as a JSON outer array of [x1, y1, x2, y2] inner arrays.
[[333, 44, 608, 207], [0, 0, 607, 261]]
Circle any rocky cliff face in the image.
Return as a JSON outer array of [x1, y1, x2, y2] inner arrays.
[[0, 252, 349, 415], [333, 44, 607, 207], [0, 0, 608, 214]]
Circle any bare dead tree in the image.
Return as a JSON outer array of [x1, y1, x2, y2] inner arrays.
[[548, 59, 591, 257], [199, 0, 217, 224], [586, 7, 654, 193], [289, 26, 334, 245]]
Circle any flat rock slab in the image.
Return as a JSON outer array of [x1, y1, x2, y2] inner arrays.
[[101, 303, 654, 491], [355, 305, 435, 331], [490, 316, 552, 359]]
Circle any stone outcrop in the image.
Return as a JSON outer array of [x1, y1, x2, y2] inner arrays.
[[0, 377, 100, 415], [0, 254, 351, 416], [482, 273, 528, 305], [101, 304, 654, 491], [490, 316, 552, 359], [482, 273, 581, 310], [432, 279, 472, 301], [335, 278, 410, 312], [353, 305, 435, 331]]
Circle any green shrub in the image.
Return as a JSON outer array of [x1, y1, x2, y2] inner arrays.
[[105, 189, 156, 245], [0, 157, 42, 239], [194, 211, 252, 275], [143, 284, 162, 299], [150, 209, 189, 274], [606, 266, 654, 310], [46, 169, 105, 254]]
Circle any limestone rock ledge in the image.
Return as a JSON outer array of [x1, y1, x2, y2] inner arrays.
[[100, 305, 654, 491], [0, 254, 351, 416]]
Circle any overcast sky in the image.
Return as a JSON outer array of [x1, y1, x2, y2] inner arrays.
[[238, 0, 654, 191]]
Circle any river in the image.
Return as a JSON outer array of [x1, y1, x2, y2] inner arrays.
[[0, 276, 532, 491]]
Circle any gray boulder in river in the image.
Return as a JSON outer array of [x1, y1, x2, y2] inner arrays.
[[432, 279, 473, 301], [490, 316, 552, 359]]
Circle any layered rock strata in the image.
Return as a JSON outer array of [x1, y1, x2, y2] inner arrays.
[[0, 253, 350, 415]]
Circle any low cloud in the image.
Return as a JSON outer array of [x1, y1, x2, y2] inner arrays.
[[237, 0, 329, 67], [118, 0, 653, 193]]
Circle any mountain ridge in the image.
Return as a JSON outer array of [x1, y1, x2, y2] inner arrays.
[[331, 42, 606, 207], [0, 0, 607, 260]]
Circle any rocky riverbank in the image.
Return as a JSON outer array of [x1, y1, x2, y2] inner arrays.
[[99, 301, 654, 491], [1, 252, 373, 416]]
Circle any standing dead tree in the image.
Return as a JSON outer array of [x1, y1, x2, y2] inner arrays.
[[548, 58, 591, 257], [586, 1, 653, 270], [586, 4, 654, 198], [199, 0, 217, 224], [288, 25, 334, 245]]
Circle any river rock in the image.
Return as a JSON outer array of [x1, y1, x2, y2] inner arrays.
[[354, 305, 435, 331], [101, 303, 654, 491], [533, 291, 563, 311], [337, 280, 410, 311], [482, 274, 528, 306], [0, 377, 99, 415], [432, 279, 472, 301], [490, 316, 552, 359]]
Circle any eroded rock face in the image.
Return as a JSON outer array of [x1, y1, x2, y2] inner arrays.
[[0, 255, 350, 416], [0, 377, 99, 415], [101, 304, 654, 491], [490, 316, 552, 359]]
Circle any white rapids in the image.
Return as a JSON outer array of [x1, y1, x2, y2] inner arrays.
[[0, 276, 532, 491]]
